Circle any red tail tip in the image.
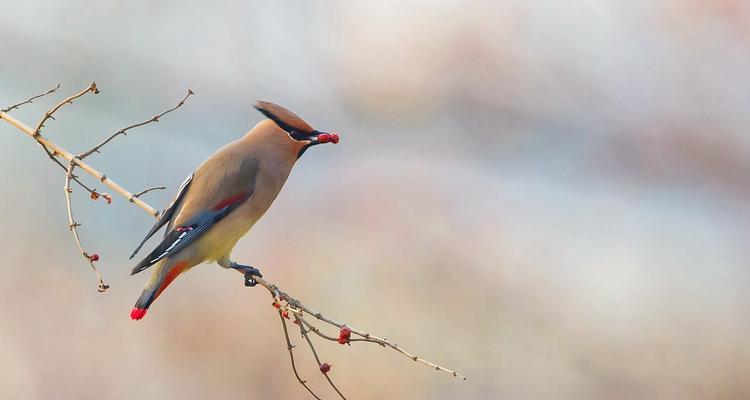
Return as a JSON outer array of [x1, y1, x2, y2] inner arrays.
[[130, 308, 147, 320]]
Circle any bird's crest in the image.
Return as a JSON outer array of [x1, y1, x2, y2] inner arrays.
[[253, 101, 314, 135]]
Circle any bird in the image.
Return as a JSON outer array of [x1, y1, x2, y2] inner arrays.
[[128, 101, 340, 320]]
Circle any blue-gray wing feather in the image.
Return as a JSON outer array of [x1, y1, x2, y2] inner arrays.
[[129, 173, 193, 260]]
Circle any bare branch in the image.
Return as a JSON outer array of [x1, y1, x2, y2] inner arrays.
[[257, 277, 467, 381], [1, 83, 61, 113], [34, 82, 98, 136], [78, 89, 194, 159], [64, 162, 109, 293]]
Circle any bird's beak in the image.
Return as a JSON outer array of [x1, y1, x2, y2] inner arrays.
[[308, 131, 340, 146], [296, 131, 340, 159]]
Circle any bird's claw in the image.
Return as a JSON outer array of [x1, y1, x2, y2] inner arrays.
[[229, 262, 262, 287], [243, 267, 262, 287]]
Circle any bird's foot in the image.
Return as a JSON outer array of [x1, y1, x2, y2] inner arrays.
[[230, 262, 263, 287]]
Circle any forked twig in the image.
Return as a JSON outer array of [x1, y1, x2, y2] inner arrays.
[[279, 310, 322, 400], [34, 82, 98, 136], [3, 83, 100, 195]]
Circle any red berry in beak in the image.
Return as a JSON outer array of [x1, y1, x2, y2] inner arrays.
[[317, 133, 331, 143]]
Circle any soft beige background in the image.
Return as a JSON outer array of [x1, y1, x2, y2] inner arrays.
[[1, 1, 749, 399]]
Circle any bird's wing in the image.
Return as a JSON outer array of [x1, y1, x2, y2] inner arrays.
[[129, 173, 194, 259], [129, 190, 253, 275], [130, 146, 260, 275]]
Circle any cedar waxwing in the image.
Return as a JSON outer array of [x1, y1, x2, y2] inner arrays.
[[128, 102, 339, 320]]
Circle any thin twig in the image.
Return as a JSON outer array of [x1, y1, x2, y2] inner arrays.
[[34, 82, 98, 136], [298, 318, 340, 342], [64, 162, 109, 293], [279, 310, 322, 400], [1, 83, 61, 113], [295, 315, 347, 400], [78, 89, 194, 159], [132, 186, 166, 199]]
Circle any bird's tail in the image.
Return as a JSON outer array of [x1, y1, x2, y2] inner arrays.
[[131, 258, 189, 320]]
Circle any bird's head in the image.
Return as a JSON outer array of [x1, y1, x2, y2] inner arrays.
[[253, 101, 339, 159]]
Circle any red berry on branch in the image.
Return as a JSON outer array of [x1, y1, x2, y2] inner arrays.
[[90, 191, 100, 200], [282, 310, 289, 319], [88, 254, 100, 262], [338, 326, 351, 344], [319, 363, 332, 374]]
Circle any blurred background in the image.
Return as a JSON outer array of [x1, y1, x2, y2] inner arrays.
[[1, 1, 749, 399]]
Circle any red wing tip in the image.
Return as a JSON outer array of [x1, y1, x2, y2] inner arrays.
[[130, 308, 148, 320]]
